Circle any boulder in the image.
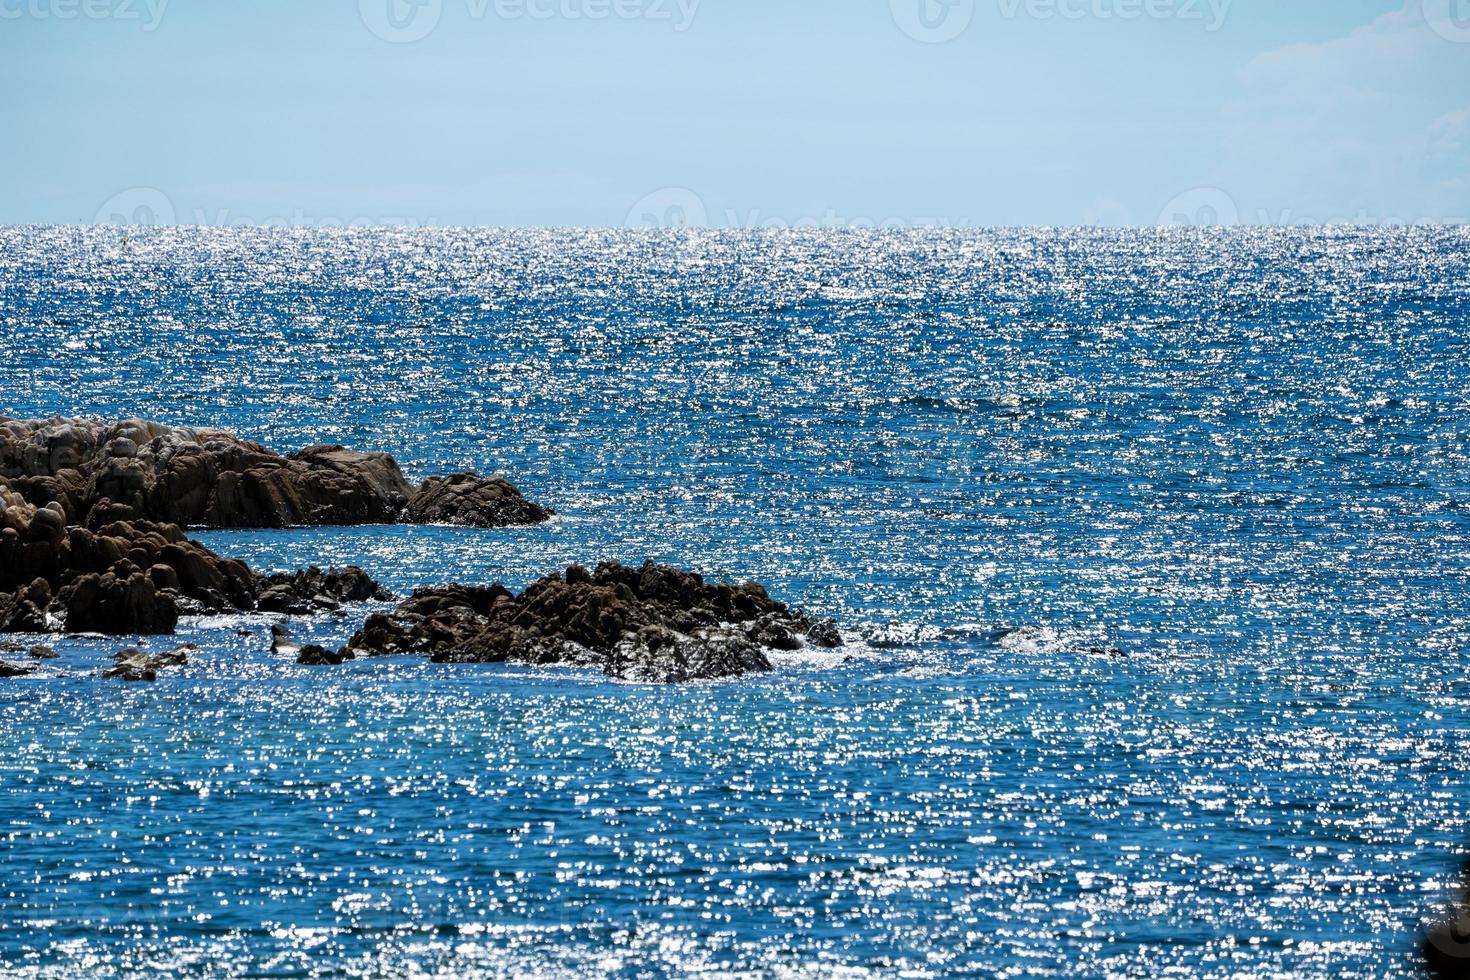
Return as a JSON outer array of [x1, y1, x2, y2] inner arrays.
[[0, 579, 52, 632], [345, 560, 841, 682], [404, 472, 553, 528], [0, 660, 36, 678]]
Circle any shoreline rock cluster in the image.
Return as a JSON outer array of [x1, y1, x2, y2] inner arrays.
[[1, 416, 844, 684], [0, 415, 551, 530]]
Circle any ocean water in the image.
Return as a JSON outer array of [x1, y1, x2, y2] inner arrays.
[[1, 225, 1468, 978]]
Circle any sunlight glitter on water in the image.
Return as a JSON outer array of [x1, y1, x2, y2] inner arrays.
[[1, 226, 1468, 976]]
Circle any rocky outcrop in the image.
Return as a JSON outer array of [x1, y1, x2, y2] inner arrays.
[[342, 560, 842, 683], [256, 565, 393, 615], [1, 488, 255, 634], [0, 416, 549, 530], [404, 472, 553, 528], [101, 644, 195, 681]]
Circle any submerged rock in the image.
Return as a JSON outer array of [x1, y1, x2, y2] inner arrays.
[[101, 643, 195, 682], [0, 415, 550, 530], [404, 472, 552, 529], [345, 560, 842, 683]]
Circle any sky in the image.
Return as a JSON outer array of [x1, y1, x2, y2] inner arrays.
[[0, 0, 1467, 227]]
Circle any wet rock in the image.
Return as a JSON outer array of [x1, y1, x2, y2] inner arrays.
[[0, 660, 36, 678], [607, 624, 769, 684], [256, 565, 394, 615], [27, 645, 57, 660], [805, 617, 843, 649], [297, 644, 353, 666], [404, 472, 553, 528], [346, 560, 841, 683], [101, 643, 195, 681], [1, 416, 549, 530], [270, 624, 300, 657]]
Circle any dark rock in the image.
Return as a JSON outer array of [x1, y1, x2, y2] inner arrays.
[[256, 565, 394, 614], [0, 660, 36, 678], [297, 644, 353, 666], [60, 572, 177, 635], [0, 578, 52, 632], [805, 617, 843, 648], [346, 560, 841, 683], [606, 623, 769, 684], [404, 472, 552, 528], [27, 645, 57, 660], [101, 643, 195, 681]]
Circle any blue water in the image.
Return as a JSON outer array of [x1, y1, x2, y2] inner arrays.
[[1, 225, 1469, 977]]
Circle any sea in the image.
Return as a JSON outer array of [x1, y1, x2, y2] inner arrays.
[[0, 225, 1467, 977]]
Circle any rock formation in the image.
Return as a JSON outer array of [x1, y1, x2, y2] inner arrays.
[[2, 487, 393, 636], [0, 415, 549, 530], [342, 560, 842, 683], [404, 472, 553, 528], [1, 486, 256, 634]]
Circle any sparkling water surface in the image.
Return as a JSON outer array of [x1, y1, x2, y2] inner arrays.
[[1, 226, 1468, 977]]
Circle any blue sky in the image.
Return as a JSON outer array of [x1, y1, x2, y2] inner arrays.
[[2, 0, 1466, 226]]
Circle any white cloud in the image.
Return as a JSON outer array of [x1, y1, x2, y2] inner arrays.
[[1210, 0, 1470, 223]]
